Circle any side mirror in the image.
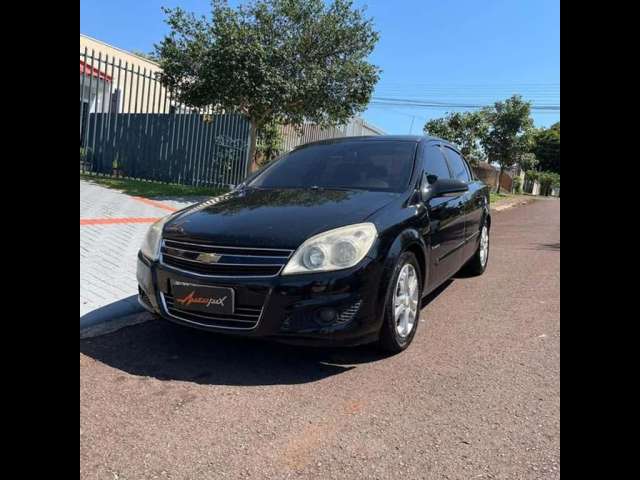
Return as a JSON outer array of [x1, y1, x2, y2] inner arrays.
[[421, 175, 468, 201]]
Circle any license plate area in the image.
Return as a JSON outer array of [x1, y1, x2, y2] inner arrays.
[[170, 281, 235, 315]]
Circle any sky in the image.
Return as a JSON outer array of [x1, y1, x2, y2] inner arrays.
[[80, 0, 560, 134]]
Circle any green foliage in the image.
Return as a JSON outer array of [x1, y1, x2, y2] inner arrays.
[[112, 152, 121, 171], [481, 95, 534, 193], [532, 122, 560, 174], [512, 176, 522, 194], [517, 152, 538, 172], [80, 173, 228, 197], [256, 121, 284, 167], [537, 171, 560, 196], [423, 111, 489, 165], [489, 191, 511, 203], [482, 95, 534, 170], [525, 170, 560, 196], [422, 95, 543, 187], [80, 147, 93, 164], [155, 0, 381, 166]]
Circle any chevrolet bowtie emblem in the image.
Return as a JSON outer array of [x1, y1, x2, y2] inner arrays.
[[196, 252, 222, 263]]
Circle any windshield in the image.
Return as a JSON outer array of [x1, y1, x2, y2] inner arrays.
[[248, 140, 417, 193]]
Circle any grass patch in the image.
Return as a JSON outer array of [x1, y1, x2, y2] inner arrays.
[[81, 174, 229, 198], [490, 192, 512, 203]]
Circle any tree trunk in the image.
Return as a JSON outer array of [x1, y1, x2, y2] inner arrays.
[[496, 167, 503, 194], [248, 119, 259, 173]]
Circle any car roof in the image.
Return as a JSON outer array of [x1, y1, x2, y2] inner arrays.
[[293, 134, 454, 150]]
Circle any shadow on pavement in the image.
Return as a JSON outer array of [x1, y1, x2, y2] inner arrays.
[[80, 317, 393, 387], [421, 279, 454, 306], [536, 242, 560, 251], [80, 295, 142, 331], [80, 279, 454, 386]]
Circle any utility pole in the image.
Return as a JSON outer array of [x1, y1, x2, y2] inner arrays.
[[409, 115, 415, 134]]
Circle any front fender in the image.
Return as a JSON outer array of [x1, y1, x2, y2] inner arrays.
[[373, 228, 429, 318]]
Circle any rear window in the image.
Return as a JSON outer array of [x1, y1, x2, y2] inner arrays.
[[248, 141, 418, 193]]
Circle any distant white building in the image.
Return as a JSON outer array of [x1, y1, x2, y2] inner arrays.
[[279, 118, 385, 154], [80, 58, 113, 115]]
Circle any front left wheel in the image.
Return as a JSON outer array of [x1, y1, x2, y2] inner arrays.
[[378, 251, 422, 353], [461, 222, 490, 276]]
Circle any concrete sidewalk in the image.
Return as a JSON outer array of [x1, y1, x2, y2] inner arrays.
[[80, 179, 206, 333]]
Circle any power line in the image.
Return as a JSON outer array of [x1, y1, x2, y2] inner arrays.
[[373, 82, 559, 88], [370, 97, 559, 111], [371, 83, 560, 106], [366, 104, 429, 120]]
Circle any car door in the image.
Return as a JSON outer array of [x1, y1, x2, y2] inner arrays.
[[442, 146, 485, 263], [422, 143, 467, 290]]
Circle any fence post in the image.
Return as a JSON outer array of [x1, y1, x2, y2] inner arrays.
[[244, 123, 252, 181]]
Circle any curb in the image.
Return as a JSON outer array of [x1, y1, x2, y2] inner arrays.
[[491, 197, 536, 212], [80, 311, 153, 339], [80, 296, 152, 339]]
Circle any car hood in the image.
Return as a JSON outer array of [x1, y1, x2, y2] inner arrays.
[[163, 187, 399, 249]]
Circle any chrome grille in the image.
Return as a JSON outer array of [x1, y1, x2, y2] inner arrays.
[[160, 239, 293, 277], [161, 292, 264, 330]]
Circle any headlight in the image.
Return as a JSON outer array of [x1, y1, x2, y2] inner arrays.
[[140, 215, 172, 260], [282, 223, 377, 275]]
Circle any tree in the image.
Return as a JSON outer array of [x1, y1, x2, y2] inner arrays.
[[537, 171, 560, 196], [423, 110, 489, 165], [255, 121, 284, 167], [532, 122, 560, 174], [481, 95, 534, 194], [518, 152, 538, 172], [155, 0, 380, 172]]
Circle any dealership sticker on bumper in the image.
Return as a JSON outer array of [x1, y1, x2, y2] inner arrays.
[[171, 281, 235, 315]]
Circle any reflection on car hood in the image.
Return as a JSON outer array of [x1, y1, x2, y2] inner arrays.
[[163, 187, 399, 249]]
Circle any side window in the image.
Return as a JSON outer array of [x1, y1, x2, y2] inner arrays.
[[424, 144, 452, 180], [444, 147, 471, 182]]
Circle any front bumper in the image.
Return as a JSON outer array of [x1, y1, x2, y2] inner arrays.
[[136, 251, 388, 346]]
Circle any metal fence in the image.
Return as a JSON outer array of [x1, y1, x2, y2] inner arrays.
[[80, 49, 251, 187]]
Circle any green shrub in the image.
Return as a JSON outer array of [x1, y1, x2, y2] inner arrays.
[[80, 147, 93, 163], [512, 176, 522, 194], [538, 171, 560, 196], [526, 170, 559, 196]]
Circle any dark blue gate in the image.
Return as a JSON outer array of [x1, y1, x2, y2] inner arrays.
[[80, 48, 251, 187]]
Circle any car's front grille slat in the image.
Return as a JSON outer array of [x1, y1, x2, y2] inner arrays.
[[163, 245, 289, 259], [162, 293, 264, 330], [162, 253, 281, 268], [160, 239, 293, 277]]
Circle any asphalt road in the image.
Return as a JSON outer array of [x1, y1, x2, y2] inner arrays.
[[80, 198, 560, 480]]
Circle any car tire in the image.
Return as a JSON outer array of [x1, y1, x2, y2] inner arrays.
[[378, 251, 422, 353], [461, 221, 490, 276]]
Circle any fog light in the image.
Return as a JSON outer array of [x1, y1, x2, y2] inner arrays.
[[317, 308, 337, 325]]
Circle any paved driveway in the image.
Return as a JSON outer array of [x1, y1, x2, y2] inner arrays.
[[80, 180, 204, 318], [80, 198, 560, 479]]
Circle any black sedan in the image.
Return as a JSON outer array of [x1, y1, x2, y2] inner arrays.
[[137, 135, 490, 352]]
